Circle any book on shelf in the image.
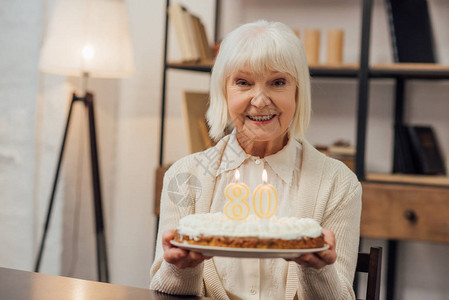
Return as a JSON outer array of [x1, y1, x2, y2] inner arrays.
[[168, 3, 192, 61], [385, 0, 436, 63], [182, 7, 201, 61], [394, 125, 446, 175], [393, 124, 417, 174], [168, 2, 212, 63], [407, 126, 446, 175], [191, 15, 213, 62]]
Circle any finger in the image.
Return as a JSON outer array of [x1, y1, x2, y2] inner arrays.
[[296, 253, 327, 270], [289, 255, 313, 268], [180, 259, 203, 269], [316, 249, 337, 265], [322, 228, 336, 249], [162, 229, 177, 251], [285, 255, 320, 269], [162, 229, 176, 243], [318, 228, 337, 264], [285, 254, 308, 263], [176, 252, 207, 269], [189, 250, 206, 261], [163, 247, 189, 264], [297, 259, 313, 268]]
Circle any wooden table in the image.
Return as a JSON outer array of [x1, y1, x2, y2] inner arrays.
[[0, 267, 211, 300]]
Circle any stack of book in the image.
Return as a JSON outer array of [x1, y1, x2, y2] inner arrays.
[[168, 3, 214, 63], [394, 125, 446, 175]]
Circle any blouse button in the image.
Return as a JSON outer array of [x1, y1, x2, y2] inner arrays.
[[250, 288, 257, 295], [254, 159, 261, 165]]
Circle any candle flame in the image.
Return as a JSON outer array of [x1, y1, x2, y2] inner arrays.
[[262, 169, 267, 184], [235, 169, 240, 182]]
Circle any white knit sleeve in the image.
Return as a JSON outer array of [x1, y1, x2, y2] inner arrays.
[[149, 158, 204, 295], [297, 165, 362, 300]]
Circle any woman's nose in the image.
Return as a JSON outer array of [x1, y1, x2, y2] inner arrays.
[[250, 90, 271, 107]]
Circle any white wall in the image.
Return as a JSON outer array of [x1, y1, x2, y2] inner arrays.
[[1, 0, 448, 299], [0, 0, 41, 271]]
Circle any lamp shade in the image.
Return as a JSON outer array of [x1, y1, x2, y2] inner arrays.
[[40, 0, 135, 78]]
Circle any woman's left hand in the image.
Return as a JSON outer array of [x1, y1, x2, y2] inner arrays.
[[285, 228, 337, 269]]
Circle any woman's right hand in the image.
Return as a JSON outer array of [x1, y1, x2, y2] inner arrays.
[[162, 229, 211, 269]]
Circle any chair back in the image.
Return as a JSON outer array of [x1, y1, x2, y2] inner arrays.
[[356, 247, 382, 300]]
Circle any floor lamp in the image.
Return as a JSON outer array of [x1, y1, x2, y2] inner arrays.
[[35, 0, 134, 283]]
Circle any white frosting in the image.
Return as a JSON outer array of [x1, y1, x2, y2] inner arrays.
[[177, 213, 322, 240]]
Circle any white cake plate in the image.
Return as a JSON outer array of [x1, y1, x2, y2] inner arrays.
[[170, 241, 329, 259]]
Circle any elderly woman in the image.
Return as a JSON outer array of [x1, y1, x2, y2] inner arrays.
[[150, 20, 361, 300]]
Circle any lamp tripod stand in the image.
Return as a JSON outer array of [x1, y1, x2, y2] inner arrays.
[[34, 92, 109, 283]]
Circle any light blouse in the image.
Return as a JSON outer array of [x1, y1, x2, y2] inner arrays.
[[210, 133, 302, 300]]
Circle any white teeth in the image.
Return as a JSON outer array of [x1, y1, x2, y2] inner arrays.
[[248, 115, 275, 121]]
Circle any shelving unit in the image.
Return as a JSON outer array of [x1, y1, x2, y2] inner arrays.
[[158, 0, 449, 299], [159, 0, 220, 166], [357, 1, 449, 299], [160, 0, 449, 177]]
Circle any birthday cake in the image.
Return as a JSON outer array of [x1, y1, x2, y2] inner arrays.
[[174, 213, 325, 249]]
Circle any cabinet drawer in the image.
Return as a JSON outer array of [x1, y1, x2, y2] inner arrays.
[[361, 182, 449, 243]]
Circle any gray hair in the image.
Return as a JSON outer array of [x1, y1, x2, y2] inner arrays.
[[206, 20, 312, 141]]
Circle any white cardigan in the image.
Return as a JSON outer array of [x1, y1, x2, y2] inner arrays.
[[150, 135, 362, 300]]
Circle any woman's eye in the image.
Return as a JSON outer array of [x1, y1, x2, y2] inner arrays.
[[273, 79, 286, 86], [236, 79, 249, 86]]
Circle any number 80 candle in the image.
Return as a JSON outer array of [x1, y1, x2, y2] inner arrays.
[[253, 169, 278, 218], [224, 170, 250, 220]]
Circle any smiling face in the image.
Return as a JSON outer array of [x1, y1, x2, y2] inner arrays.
[[226, 67, 297, 156]]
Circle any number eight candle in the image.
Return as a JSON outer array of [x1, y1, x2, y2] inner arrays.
[[224, 170, 250, 220], [253, 169, 278, 218]]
